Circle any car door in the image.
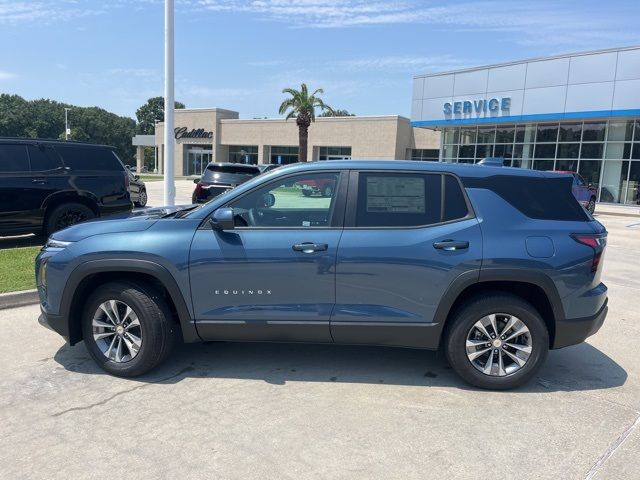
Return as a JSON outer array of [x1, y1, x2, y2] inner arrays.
[[25, 144, 67, 229], [189, 170, 347, 343], [331, 170, 483, 349], [0, 143, 41, 233]]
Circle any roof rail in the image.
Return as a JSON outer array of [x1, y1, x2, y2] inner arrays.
[[478, 157, 504, 167]]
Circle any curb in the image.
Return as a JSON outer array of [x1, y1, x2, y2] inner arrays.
[[0, 289, 39, 310]]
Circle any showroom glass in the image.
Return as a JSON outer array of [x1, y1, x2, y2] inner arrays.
[[228, 145, 258, 164], [410, 149, 439, 161], [0, 145, 30, 172], [270, 146, 299, 165], [228, 172, 339, 228], [319, 146, 351, 160]]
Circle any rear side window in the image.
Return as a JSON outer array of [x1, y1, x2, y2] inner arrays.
[[27, 145, 62, 171], [355, 173, 441, 227], [55, 146, 122, 171], [206, 165, 261, 175], [464, 175, 589, 221], [0, 145, 29, 172]]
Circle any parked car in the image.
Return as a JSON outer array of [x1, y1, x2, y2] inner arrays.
[[192, 163, 261, 203], [37, 160, 608, 390], [296, 177, 336, 197], [548, 171, 597, 214], [258, 163, 282, 174], [128, 171, 148, 208], [0, 138, 132, 236]]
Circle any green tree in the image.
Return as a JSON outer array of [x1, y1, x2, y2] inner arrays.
[[0, 93, 137, 163], [319, 108, 354, 117], [278, 83, 333, 162], [135, 96, 185, 134]]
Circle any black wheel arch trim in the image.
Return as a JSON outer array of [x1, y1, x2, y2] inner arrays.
[[432, 268, 565, 348], [60, 259, 199, 345]]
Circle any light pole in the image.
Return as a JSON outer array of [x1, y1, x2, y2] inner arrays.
[[163, 0, 175, 206], [64, 108, 71, 140]]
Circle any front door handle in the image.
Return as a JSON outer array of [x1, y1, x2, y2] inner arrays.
[[32, 179, 48, 184], [292, 242, 328, 253], [433, 240, 469, 251]]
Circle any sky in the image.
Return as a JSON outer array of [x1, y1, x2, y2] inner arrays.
[[1, 0, 639, 120]]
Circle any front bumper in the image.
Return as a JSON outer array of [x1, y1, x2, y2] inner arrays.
[[38, 309, 69, 342], [552, 298, 608, 349]]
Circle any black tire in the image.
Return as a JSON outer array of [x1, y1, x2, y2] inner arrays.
[[587, 197, 596, 215], [135, 188, 148, 208], [322, 185, 333, 197], [302, 189, 312, 197], [444, 293, 549, 390], [81, 281, 178, 377], [45, 202, 95, 235]]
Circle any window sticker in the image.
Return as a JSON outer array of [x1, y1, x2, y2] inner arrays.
[[366, 177, 425, 213]]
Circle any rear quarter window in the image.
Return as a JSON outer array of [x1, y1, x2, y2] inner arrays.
[[55, 146, 123, 171]]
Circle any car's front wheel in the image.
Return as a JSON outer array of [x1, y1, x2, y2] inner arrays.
[[136, 188, 148, 208], [81, 281, 178, 377], [444, 293, 549, 390]]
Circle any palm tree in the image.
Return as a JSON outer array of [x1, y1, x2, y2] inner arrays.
[[278, 83, 334, 162]]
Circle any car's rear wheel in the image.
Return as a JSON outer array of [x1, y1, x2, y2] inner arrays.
[[587, 197, 596, 214], [45, 202, 95, 235], [444, 293, 549, 390], [81, 281, 178, 377]]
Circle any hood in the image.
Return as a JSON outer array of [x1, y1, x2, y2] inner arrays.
[[50, 204, 196, 242]]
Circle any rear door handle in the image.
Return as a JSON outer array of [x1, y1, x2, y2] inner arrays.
[[433, 240, 469, 251], [292, 242, 328, 253], [32, 178, 48, 184]]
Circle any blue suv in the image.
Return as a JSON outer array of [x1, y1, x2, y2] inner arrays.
[[36, 160, 608, 389]]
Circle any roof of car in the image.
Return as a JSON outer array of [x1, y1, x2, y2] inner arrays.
[[0, 137, 114, 148], [272, 160, 557, 180], [206, 162, 261, 168]]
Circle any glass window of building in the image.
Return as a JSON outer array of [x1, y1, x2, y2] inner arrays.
[[580, 143, 604, 159], [319, 146, 351, 160], [460, 127, 477, 144], [555, 159, 578, 172], [443, 128, 460, 145], [600, 160, 629, 203], [536, 123, 559, 143], [270, 146, 299, 165], [607, 121, 634, 142], [583, 122, 606, 142], [632, 144, 640, 160], [627, 162, 640, 205], [559, 123, 582, 142], [515, 124, 536, 143], [228, 145, 258, 164], [495, 126, 515, 143], [578, 161, 602, 190], [534, 144, 556, 159], [443, 144, 458, 162], [557, 143, 580, 159], [410, 149, 439, 161], [477, 126, 495, 144], [533, 159, 555, 171]]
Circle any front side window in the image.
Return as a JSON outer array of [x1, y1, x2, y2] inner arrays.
[[228, 172, 340, 228], [355, 173, 441, 227], [0, 145, 29, 172]]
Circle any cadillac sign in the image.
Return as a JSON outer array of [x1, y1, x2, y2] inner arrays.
[[444, 97, 511, 115], [174, 127, 214, 140]]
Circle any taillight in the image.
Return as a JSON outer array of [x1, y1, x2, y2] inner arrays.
[[124, 171, 130, 192], [571, 233, 607, 272], [194, 182, 203, 199]]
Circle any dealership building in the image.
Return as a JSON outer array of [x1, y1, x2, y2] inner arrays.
[[411, 45, 640, 205], [136, 109, 439, 176]]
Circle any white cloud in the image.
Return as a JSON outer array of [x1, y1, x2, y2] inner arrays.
[[0, 70, 17, 80], [106, 68, 159, 78]]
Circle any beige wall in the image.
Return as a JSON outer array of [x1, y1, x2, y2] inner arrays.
[[156, 109, 440, 172]]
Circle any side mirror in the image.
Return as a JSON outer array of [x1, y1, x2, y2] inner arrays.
[[134, 174, 140, 180], [261, 193, 276, 208], [209, 207, 234, 231], [193, 178, 199, 184]]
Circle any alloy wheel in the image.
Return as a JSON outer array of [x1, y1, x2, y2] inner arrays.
[[465, 313, 532, 377], [56, 210, 88, 229], [92, 300, 142, 363]]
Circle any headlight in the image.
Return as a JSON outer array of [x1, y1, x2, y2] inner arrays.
[[45, 239, 74, 249]]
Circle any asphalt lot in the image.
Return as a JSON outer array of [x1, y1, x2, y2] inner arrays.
[[0, 213, 639, 479]]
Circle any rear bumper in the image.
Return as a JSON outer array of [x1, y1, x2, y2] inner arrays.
[[552, 298, 608, 349]]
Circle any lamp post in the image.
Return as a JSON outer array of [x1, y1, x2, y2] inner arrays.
[[64, 108, 71, 140], [163, 0, 175, 206]]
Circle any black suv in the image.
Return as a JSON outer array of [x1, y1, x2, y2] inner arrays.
[[0, 138, 132, 236], [192, 163, 261, 203]]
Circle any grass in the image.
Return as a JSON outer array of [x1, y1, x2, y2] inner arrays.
[[139, 175, 164, 182], [0, 246, 40, 294]]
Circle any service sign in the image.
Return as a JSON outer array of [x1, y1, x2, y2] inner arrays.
[[443, 97, 511, 116]]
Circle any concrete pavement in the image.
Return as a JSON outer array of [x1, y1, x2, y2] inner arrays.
[[0, 214, 638, 479]]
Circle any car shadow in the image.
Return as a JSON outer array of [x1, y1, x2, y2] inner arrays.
[[53, 340, 627, 393], [0, 233, 45, 250]]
